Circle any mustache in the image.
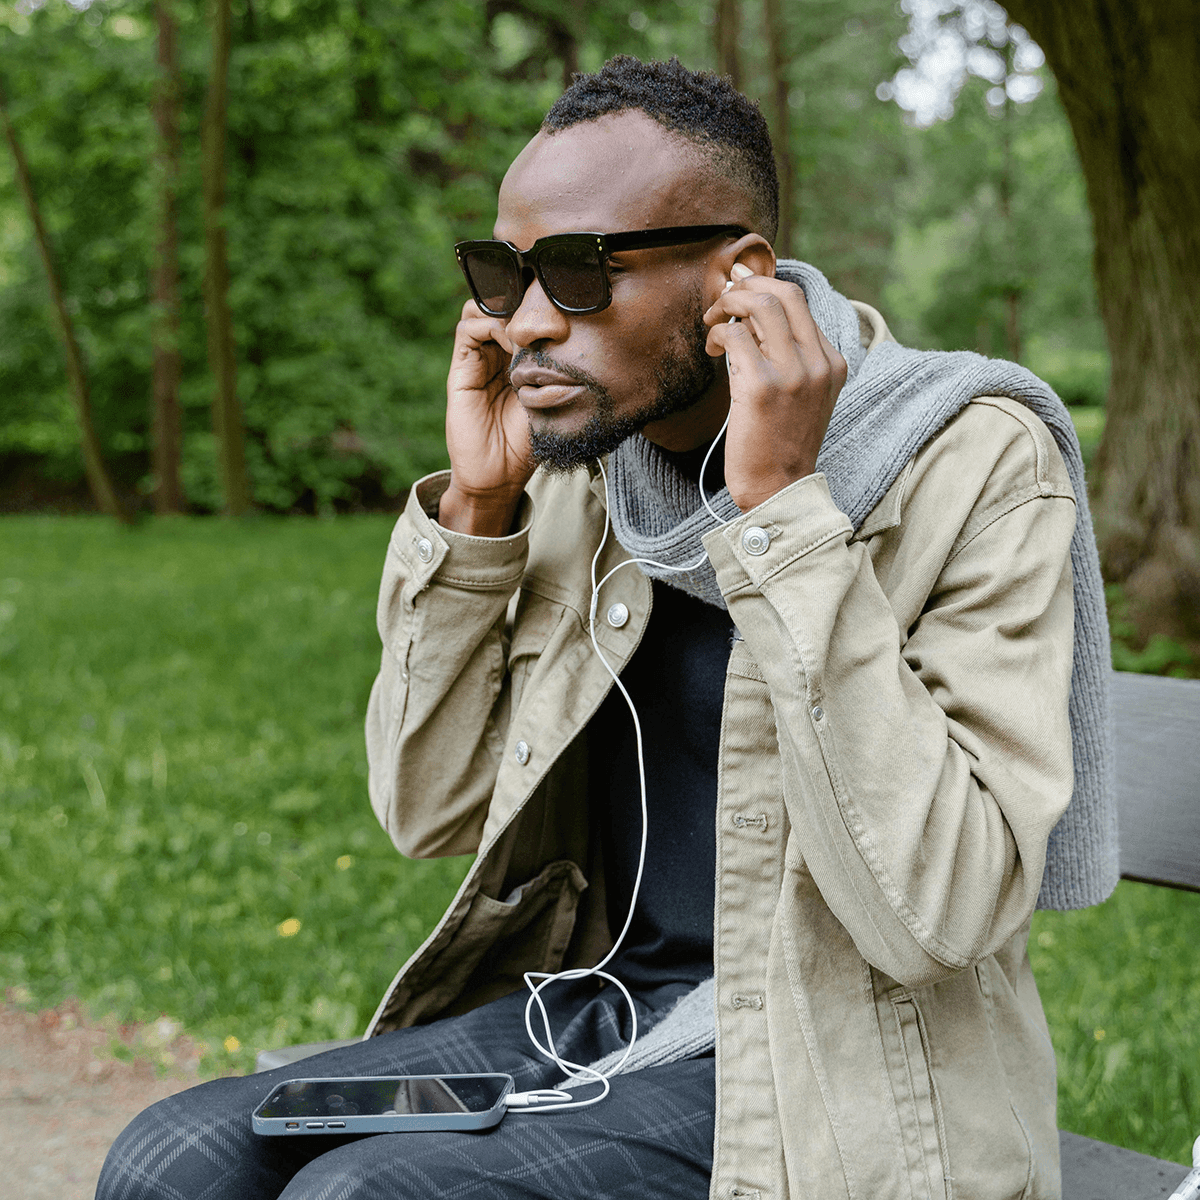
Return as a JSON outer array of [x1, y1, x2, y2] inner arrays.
[[508, 349, 604, 393]]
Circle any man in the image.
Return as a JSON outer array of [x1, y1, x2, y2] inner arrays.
[[99, 56, 1115, 1200]]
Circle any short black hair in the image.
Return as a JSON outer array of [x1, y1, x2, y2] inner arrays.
[[542, 56, 779, 244]]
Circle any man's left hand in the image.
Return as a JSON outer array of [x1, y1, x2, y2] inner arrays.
[[704, 265, 848, 513]]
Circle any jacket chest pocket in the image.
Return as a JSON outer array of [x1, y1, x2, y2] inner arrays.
[[877, 988, 951, 1200]]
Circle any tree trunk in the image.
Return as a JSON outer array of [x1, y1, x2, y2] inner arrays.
[[714, 0, 742, 90], [0, 78, 130, 523], [201, 0, 252, 515], [546, 16, 578, 92], [760, 0, 794, 253], [1005, 0, 1200, 641], [151, 0, 185, 514], [996, 51, 1021, 364]]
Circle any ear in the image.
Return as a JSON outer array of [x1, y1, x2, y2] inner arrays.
[[706, 234, 777, 306]]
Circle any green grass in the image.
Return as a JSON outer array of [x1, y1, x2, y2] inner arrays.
[[0, 516, 472, 1074], [1033, 886, 1200, 1163], [1, 515, 1197, 1162]]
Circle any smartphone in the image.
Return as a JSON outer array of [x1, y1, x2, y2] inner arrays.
[[251, 1073, 515, 1136]]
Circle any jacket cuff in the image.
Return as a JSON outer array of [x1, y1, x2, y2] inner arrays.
[[396, 471, 534, 592], [702, 473, 852, 596]]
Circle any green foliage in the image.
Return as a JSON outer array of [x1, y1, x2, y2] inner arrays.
[[883, 72, 1108, 399], [1, 0, 1112, 514], [1107, 583, 1198, 679], [0, 1, 158, 479], [0, 0, 711, 513], [1069, 404, 1104, 471], [732, 0, 909, 304]]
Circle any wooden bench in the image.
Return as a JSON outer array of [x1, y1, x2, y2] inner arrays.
[[256, 669, 1200, 1198], [1060, 669, 1200, 1199]]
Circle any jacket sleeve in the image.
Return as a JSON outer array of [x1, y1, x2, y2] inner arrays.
[[365, 471, 532, 859], [703, 404, 1078, 987]]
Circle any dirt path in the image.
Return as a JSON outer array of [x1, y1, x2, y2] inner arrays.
[[0, 999, 218, 1200]]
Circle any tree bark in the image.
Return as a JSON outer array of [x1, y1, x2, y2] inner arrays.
[[0, 78, 130, 523], [714, 0, 742, 90], [151, 0, 185, 514], [996, 48, 1021, 364], [760, 0, 794, 253], [1005, 0, 1200, 640], [201, 0, 252, 515]]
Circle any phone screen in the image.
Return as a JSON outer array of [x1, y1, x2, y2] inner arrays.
[[258, 1076, 510, 1119]]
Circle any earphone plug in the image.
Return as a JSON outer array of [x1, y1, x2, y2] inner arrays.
[[506, 1089, 571, 1108], [722, 277, 737, 324]]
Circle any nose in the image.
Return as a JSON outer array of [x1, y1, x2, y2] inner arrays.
[[505, 273, 571, 349]]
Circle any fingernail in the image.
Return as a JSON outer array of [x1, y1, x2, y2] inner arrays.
[[730, 263, 753, 280]]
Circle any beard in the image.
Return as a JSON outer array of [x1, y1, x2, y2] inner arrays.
[[518, 306, 717, 474]]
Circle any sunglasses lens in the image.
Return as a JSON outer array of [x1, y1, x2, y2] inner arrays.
[[462, 248, 522, 315], [538, 242, 605, 311]]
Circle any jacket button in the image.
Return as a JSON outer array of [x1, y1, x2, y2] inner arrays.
[[811, 705, 825, 722], [741, 526, 770, 556], [416, 537, 434, 563], [606, 602, 629, 628], [514, 740, 531, 765]]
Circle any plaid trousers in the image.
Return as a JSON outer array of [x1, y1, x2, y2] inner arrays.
[[95, 979, 714, 1200]]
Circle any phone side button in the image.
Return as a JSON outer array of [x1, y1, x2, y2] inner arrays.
[[305, 1122, 325, 1129], [327, 1121, 346, 1129]]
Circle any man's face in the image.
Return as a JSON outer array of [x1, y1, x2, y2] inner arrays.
[[492, 111, 752, 468]]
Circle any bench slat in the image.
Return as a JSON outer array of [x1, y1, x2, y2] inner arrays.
[[1060, 1129, 1187, 1198], [1112, 671, 1200, 892], [254, 1038, 358, 1073]]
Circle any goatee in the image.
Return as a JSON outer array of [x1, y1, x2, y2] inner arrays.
[[525, 307, 716, 474]]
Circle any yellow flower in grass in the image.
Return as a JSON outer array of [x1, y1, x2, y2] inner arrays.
[[336, 855, 354, 870], [277, 917, 302, 938], [224, 1035, 241, 1053]]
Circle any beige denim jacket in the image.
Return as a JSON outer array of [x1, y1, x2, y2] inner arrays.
[[363, 317, 1077, 1200]]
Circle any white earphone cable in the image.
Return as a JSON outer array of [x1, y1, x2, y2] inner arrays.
[[509, 304, 738, 1113]]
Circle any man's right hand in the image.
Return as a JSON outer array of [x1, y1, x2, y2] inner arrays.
[[439, 300, 535, 537]]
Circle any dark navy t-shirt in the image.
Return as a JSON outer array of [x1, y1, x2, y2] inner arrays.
[[588, 442, 735, 989]]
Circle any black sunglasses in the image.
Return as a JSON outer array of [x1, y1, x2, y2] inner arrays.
[[454, 224, 750, 318]]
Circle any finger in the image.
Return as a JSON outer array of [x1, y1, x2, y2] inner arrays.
[[706, 317, 777, 392], [707, 291, 813, 392], [456, 313, 514, 358], [703, 274, 797, 327], [767, 282, 838, 376], [811, 321, 849, 389], [704, 281, 812, 367], [712, 278, 843, 391]]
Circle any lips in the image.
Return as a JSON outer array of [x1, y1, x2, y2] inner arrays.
[[510, 363, 587, 409], [510, 364, 579, 390]]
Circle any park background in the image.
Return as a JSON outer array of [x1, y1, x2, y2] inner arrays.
[[2, 0, 1199, 1167]]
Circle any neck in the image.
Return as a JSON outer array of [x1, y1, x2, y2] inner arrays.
[[641, 377, 731, 453]]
